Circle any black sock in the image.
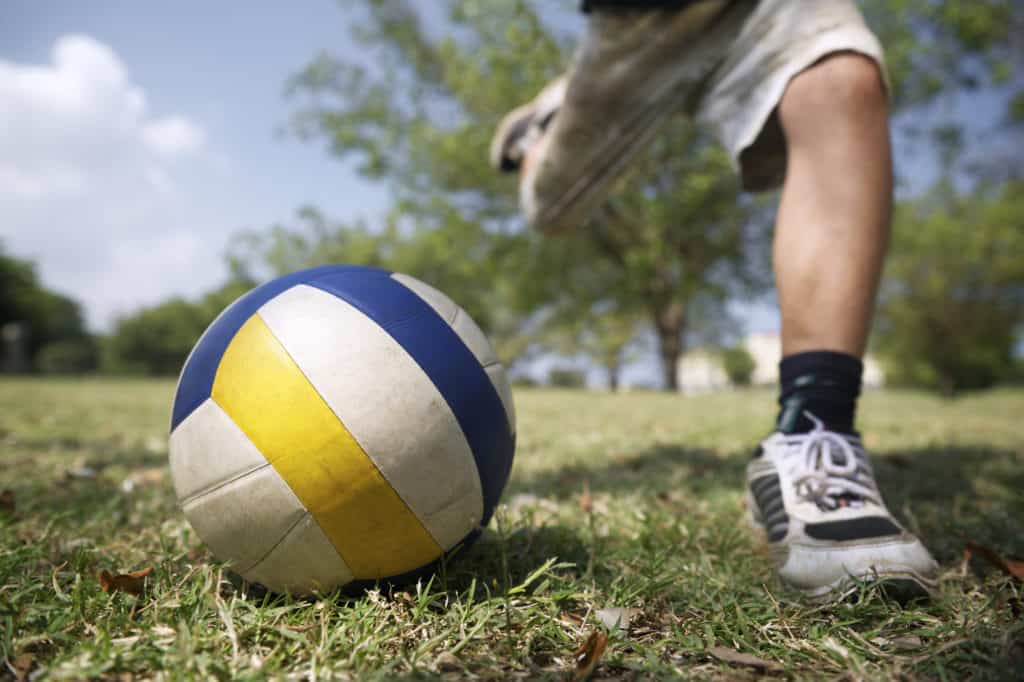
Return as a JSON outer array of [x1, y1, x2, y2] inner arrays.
[[776, 351, 863, 434]]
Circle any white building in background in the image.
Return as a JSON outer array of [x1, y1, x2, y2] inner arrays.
[[676, 331, 885, 394], [676, 348, 729, 393]]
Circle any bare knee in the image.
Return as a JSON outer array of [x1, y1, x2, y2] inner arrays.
[[779, 52, 888, 144]]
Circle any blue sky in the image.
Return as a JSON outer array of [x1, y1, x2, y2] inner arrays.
[[1, 2, 1014, 386]]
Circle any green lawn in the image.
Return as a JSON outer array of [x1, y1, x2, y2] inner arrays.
[[2, 378, 1022, 680]]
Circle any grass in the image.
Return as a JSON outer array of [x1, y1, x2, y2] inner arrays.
[[1, 377, 1022, 680]]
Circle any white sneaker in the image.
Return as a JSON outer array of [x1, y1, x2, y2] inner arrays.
[[745, 414, 939, 602]]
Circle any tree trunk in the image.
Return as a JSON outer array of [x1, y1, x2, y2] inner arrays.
[[938, 373, 956, 399], [652, 301, 686, 392], [607, 360, 621, 392]]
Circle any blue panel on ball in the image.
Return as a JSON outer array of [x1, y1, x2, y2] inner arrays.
[[309, 268, 515, 526], [169, 265, 356, 432]]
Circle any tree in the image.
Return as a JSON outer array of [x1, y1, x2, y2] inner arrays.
[[875, 181, 1024, 395], [721, 345, 756, 387], [104, 279, 253, 376], [540, 304, 646, 391], [860, 0, 1023, 185], [284, 0, 766, 390], [856, 1, 1024, 395], [0, 244, 95, 373], [547, 367, 586, 389]]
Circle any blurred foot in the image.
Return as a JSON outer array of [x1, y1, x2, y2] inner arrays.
[[489, 76, 566, 175], [745, 414, 938, 602], [489, 0, 747, 233]]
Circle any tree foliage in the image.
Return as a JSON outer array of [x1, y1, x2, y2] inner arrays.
[[103, 280, 253, 376], [861, 0, 1024, 183], [721, 345, 756, 387], [876, 181, 1024, 395], [862, 0, 1021, 111], [0, 244, 95, 373]]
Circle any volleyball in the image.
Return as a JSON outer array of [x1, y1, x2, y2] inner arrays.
[[167, 265, 516, 594]]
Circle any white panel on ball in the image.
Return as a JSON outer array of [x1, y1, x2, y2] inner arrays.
[[256, 284, 484, 550], [390, 273, 458, 323], [169, 398, 270, 502], [451, 308, 500, 367], [485, 364, 516, 435], [243, 514, 354, 594], [182, 465, 309, 575]]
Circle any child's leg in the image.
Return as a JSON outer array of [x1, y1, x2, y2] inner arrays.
[[774, 53, 892, 359]]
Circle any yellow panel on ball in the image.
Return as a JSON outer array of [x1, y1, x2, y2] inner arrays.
[[211, 313, 443, 578]]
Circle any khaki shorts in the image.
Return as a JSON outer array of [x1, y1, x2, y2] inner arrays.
[[696, 0, 887, 191]]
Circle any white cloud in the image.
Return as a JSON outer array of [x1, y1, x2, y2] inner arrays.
[[0, 35, 224, 329], [143, 116, 205, 157]]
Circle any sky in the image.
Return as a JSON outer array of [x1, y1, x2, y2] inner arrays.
[[1, 2, 1013, 387], [2, 0, 391, 330]]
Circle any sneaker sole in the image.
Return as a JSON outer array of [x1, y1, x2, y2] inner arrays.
[[743, 493, 938, 604], [796, 569, 937, 605]]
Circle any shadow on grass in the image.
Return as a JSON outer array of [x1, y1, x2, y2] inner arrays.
[[229, 525, 590, 607], [872, 445, 1024, 561], [508, 445, 748, 502], [510, 441, 1023, 563], [17, 444, 175, 527]]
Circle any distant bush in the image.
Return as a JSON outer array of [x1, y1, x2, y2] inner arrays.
[[621, 382, 661, 393], [2, 246, 94, 373], [510, 375, 539, 388], [103, 280, 253, 376], [36, 339, 98, 374], [721, 346, 755, 386], [876, 183, 1024, 396], [548, 367, 586, 389]]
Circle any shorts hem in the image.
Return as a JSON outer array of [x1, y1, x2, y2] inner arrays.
[[729, 29, 888, 192]]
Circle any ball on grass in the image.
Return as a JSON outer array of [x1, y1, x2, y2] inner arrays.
[[168, 265, 516, 595]]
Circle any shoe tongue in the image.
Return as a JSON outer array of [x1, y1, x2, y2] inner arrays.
[[815, 489, 864, 509], [834, 493, 861, 507]]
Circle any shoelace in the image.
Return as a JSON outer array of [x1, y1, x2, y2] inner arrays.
[[785, 413, 881, 511]]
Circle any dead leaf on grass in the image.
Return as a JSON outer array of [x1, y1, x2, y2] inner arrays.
[[98, 567, 153, 596], [7, 653, 34, 682], [709, 646, 782, 674], [0, 489, 14, 514], [570, 630, 608, 681], [964, 541, 1024, 581], [579, 482, 593, 514], [595, 607, 642, 634]]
